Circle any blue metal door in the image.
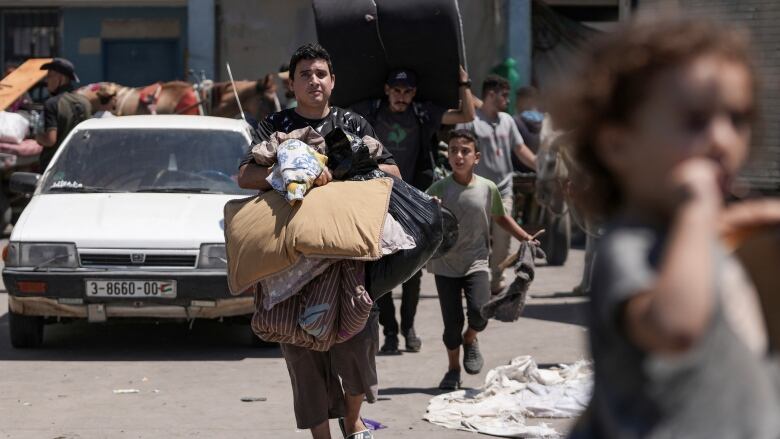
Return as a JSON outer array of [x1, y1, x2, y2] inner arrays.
[[103, 39, 179, 86]]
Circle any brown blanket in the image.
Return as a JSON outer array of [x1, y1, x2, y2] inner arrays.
[[224, 178, 393, 294]]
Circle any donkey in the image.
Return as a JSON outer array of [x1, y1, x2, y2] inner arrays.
[[78, 73, 279, 120]]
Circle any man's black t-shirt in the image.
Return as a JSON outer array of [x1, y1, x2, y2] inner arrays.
[[351, 99, 444, 190], [41, 83, 91, 169], [240, 106, 396, 168]]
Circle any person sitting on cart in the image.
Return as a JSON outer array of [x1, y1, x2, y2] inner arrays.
[[512, 86, 544, 173], [351, 66, 476, 355], [456, 75, 536, 295], [36, 58, 91, 170]]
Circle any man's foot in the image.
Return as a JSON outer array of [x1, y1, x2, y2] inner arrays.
[[379, 334, 401, 355], [438, 369, 462, 390], [403, 327, 422, 352], [338, 417, 373, 438], [463, 340, 484, 375]]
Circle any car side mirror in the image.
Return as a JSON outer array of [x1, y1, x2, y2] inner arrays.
[[10, 172, 41, 195]]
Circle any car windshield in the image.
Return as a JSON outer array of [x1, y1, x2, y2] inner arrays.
[[41, 128, 255, 195]]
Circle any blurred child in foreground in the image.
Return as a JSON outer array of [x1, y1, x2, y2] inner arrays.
[[554, 17, 780, 438]]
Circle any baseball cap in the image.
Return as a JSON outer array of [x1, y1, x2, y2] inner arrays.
[[40, 57, 80, 82], [386, 69, 417, 88]]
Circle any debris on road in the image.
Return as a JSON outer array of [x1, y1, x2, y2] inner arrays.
[[240, 396, 267, 402], [112, 389, 141, 394], [424, 356, 592, 438], [363, 418, 386, 430]]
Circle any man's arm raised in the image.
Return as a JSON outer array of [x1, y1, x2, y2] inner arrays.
[[441, 66, 476, 125]]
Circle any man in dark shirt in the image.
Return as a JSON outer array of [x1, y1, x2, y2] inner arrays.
[[36, 58, 91, 170], [238, 43, 398, 439], [351, 67, 475, 355]]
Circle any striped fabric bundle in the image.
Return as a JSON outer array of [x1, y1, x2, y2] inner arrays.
[[251, 260, 373, 351]]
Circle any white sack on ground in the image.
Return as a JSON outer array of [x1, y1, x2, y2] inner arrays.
[[424, 355, 592, 438]]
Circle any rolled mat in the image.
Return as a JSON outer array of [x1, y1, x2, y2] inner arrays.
[[312, 0, 464, 108]]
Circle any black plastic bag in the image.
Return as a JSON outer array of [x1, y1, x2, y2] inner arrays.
[[366, 176, 443, 299], [432, 205, 458, 259], [325, 127, 379, 180]]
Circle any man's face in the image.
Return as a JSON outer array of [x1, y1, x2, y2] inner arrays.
[[45, 70, 67, 94], [385, 85, 417, 113], [486, 88, 510, 112], [291, 58, 334, 109]]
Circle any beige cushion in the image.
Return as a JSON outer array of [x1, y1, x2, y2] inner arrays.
[[224, 178, 393, 294]]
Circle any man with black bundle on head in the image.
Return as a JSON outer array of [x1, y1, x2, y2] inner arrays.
[[351, 65, 475, 355]]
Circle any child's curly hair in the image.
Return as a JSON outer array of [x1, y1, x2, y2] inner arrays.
[[550, 18, 757, 219]]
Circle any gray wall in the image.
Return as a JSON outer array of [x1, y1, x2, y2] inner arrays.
[[217, 0, 508, 99], [638, 0, 780, 191]]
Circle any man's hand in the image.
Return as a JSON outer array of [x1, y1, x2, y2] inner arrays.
[[314, 167, 333, 187], [379, 164, 401, 178], [36, 129, 57, 148], [441, 65, 476, 125], [459, 65, 469, 83]]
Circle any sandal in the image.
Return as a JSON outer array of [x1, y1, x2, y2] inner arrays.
[[338, 418, 373, 439]]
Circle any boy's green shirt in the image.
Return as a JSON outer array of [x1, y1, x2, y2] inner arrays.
[[426, 174, 505, 277]]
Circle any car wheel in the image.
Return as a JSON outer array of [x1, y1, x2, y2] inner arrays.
[[9, 311, 44, 348], [541, 212, 571, 266], [0, 190, 10, 232]]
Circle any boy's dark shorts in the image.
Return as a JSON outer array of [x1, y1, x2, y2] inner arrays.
[[280, 312, 379, 430]]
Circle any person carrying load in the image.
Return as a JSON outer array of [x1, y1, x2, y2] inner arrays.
[[236, 43, 400, 439]]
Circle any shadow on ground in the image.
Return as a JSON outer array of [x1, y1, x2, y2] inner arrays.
[[379, 386, 475, 397], [521, 298, 588, 327], [0, 312, 282, 362]]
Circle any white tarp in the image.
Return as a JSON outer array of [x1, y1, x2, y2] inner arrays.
[[424, 355, 593, 438]]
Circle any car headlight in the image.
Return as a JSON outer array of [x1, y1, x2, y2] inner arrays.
[[198, 244, 227, 269], [5, 243, 78, 268]]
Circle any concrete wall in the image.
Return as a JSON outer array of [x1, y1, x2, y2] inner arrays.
[[216, 0, 316, 82], [638, 0, 780, 191], [61, 6, 187, 85], [217, 0, 508, 97]]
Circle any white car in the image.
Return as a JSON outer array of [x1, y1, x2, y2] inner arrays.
[[3, 115, 257, 348]]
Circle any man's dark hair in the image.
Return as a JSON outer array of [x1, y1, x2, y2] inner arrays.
[[516, 86, 538, 100], [289, 43, 334, 79], [481, 74, 510, 97], [447, 128, 480, 152]]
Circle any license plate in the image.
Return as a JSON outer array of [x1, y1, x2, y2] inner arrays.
[[85, 280, 177, 298]]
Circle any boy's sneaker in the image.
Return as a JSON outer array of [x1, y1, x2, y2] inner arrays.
[[379, 334, 401, 355], [438, 369, 462, 390], [463, 340, 484, 374], [404, 327, 422, 352]]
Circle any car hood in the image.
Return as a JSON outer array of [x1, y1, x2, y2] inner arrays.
[[12, 193, 245, 248]]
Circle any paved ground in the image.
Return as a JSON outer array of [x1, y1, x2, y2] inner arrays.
[[0, 245, 589, 439]]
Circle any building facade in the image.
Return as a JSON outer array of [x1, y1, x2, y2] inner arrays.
[[1, 0, 191, 87]]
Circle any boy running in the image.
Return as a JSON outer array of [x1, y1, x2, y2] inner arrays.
[[427, 129, 537, 389]]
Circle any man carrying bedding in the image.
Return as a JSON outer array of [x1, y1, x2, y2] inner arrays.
[[237, 43, 399, 439]]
